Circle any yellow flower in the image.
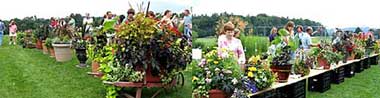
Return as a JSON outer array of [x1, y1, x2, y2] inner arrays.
[[248, 67, 257, 72], [247, 72, 254, 78], [213, 61, 219, 64], [218, 57, 222, 60], [207, 59, 213, 63], [248, 55, 260, 64], [192, 76, 199, 82]]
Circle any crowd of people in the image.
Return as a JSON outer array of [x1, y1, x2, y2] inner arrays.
[[0, 8, 192, 47]]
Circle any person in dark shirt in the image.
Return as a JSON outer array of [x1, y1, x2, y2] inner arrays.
[[269, 27, 278, 42]]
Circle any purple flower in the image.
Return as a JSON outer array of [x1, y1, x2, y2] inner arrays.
[[198, 59, 206, 67], [245, 80, 258, 93]]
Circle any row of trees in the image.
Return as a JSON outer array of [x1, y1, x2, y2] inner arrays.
[[193, 12, 323, 38]]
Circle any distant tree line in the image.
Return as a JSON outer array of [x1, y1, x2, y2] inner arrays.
[[193, 12, 323, 38]]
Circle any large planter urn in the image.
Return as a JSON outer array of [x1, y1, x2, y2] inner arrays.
[[52, 43, 72, 62], [75, 48, 87, 68]]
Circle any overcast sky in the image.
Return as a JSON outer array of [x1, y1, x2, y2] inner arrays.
[[0, 0, 192, 20], [193, 0, 380, 28]]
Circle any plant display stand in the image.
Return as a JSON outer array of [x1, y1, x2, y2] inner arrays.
[[251, 89, 277, 98], [331, 67, 345, 84], [104, 72, 184, 98], [363, 58, 370, 69], [278, 79, 306, 98], [344, 63, 355, 78], [370, 55, 378, 65], [354, 61, 364, 73], [308, 71, 331, 93]]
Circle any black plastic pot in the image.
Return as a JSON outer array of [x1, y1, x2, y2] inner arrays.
[[75, 48, 87, 68]]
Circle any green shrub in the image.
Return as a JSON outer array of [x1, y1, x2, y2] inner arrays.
[[16, 32, 25, 45]]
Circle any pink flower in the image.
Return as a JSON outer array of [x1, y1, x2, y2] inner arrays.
[[205, 78, 212, 83], [198, 59, 206, 67]]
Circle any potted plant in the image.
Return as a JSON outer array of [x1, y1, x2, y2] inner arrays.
[[16, 32, 26, 48], [33, 25, 48, 50], [52, 25, 73, 62], [246, 54, 276, 90], [293, 56, 310, 76], [309, 40, 343, 69], [73, 25, 89, 68], [98, 12, 191, 98], [45, 38, 54, 57], [269, 45, 293, 82], [192, 48, 242, 98]]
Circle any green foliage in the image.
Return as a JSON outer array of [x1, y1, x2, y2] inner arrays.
[[354, 27, 363, 33], [16, 32, 25, 46], [309, 40, 343, 65], [192, 31, 199, 41], [44, 38, 53, 48], [278, 29, 288, 36], [294, 57, 310, 76], [240, 36, 269, 57]]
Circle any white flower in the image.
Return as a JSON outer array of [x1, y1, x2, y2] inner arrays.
[[232, 78, 238, 85], [206, 71, 211, 75], [223, 69, 232, 74], [205, 78, 212, 83]]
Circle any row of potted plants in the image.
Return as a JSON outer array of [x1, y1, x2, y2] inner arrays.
[[191, 29, 380, 98]]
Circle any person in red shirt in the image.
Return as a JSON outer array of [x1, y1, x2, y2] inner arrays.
[[50, 17, 58, 28]]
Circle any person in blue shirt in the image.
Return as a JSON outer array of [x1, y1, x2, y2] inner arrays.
[[0, 19, 5, 46], [183, 9, 192, 40], [300, 26, 319, 50]]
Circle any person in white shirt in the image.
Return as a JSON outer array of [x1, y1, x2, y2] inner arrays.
[[83, 13, 93, 32]]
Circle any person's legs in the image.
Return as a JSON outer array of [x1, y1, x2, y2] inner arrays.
[[9, 35, 12, 45], [0, 31, 3, 46], [13, 36, 16, 44]]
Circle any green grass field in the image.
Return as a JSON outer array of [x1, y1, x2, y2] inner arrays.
[[0, 35, 191, 98], [307, 66, 380, 98]]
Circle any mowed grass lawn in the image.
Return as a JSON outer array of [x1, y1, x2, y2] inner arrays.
[[0, 35, 191, 98]]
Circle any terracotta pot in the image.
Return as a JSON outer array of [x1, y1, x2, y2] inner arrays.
[[347, 54, 355, 60], [91, 61, 103, 77], [92, 61, 100, 73], [208, 89, 228, 98], [270, 65, 292, 83], [52, 44, 72, 62], [318, 57, 330, 69], [49, 48, 55, 58], [42, 42, 48, 54], [36, 39, 43, 49]]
